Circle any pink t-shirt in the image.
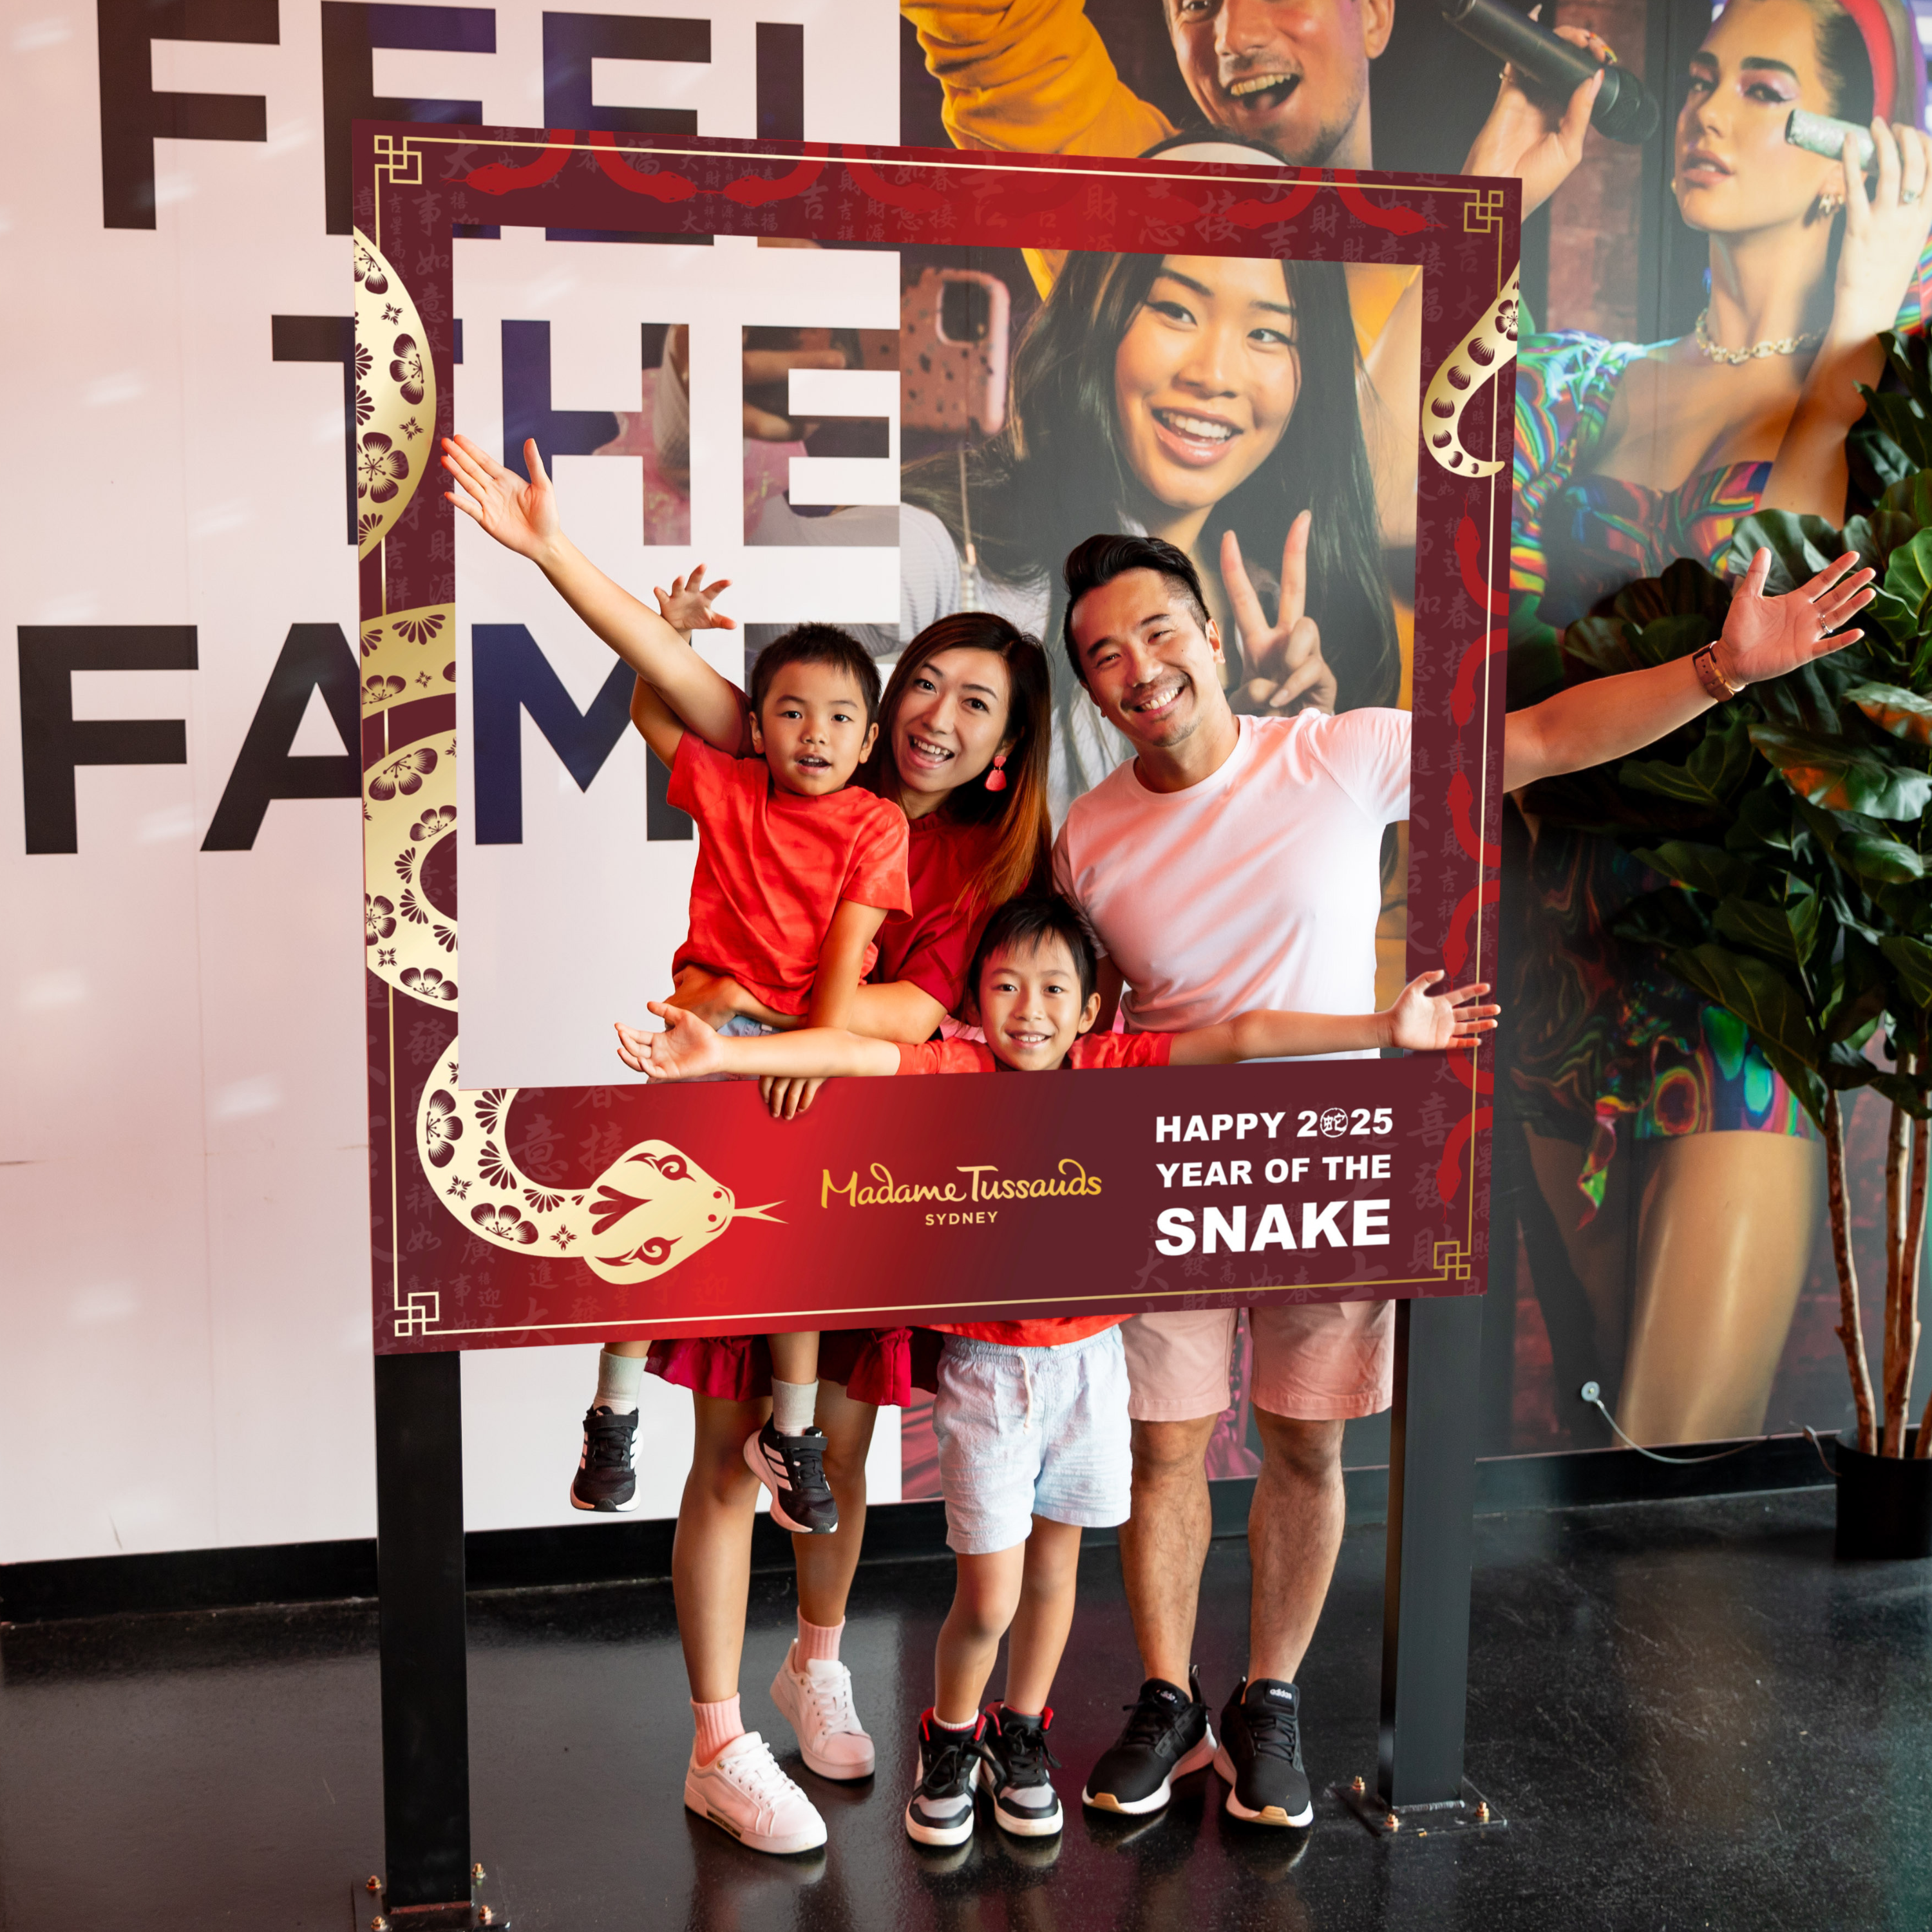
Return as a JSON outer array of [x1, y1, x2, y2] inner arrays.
[[1052, 710, 1410, 1056], [667, 735, 911, 1016]]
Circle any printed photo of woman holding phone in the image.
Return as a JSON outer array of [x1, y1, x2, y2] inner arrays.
[[1507, 0, 1932, 1446]]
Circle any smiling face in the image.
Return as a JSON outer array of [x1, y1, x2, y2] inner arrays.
[[1674, 0, 1848, 234], [748, 659, 879, 797], [1113, 257, 1303, 524], [972, 934, 1103, 1071], [1164, 0, 1387, 167], [1068, 565, 1231, 756], [892, 646, 1014, 806]]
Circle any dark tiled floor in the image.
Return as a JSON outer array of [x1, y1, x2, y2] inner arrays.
[[2, 1490, 1929, 1931]]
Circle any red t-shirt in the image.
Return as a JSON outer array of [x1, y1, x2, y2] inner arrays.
[[667, 735, 911, 1016], [896, 1028, 1170, 1348], [869, 815, 1001, 1013], [894, 1030, 1174, 1075]]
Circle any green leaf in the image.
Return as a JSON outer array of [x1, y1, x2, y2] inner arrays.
[[1884, 527, 1932, 621], [1845, 680, 1932, 746], [1881, 935, 1932, 1008], [1748, 723, 1932, 820], [1712, 895, 1800, 962], [1667, 943, 1819, 1063], [1725, 512, 1848, 596], [1724, 785, 1795, 854], [1624, 716, 1754, 810], [1629, 840, 1750, 900], [1868, 1070, 1932, 1119], [1786, 882, 1824, 963], [1832, 828, 1926, 884]]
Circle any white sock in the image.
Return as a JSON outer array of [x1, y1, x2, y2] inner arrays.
[[594, 1349, 644, 1415], [771, 1378, 818, 1435]]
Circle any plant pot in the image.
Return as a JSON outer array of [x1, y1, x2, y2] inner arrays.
[[1835, 1427, 1932, 1560]]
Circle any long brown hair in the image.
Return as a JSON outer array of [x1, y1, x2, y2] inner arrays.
[[858, 613, 1052, 914]]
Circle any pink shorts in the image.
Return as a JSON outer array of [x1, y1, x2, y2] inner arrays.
[[1121, 1301, 1394, 1423], [647, 1328, 943, 1409]]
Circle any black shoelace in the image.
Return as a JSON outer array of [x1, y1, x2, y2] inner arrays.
[[1243, 1701, 1301, 1766], [918, 1732, 994, 1799], [585, 1411, 636, 1469], [1118, 1690, 1187, 1752], [776, 1432, 828, 1484], [996, 1721, 1061, 1788]]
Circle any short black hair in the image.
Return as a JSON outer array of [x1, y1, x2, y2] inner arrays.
[[966, 893, 1099, 1007], [748, 624, 882, 726], [1060, 534, 1211, 687]]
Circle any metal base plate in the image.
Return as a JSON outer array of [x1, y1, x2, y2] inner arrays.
[[352, 1868, 511, 1929], [1331, 1777, 1505, 1839]]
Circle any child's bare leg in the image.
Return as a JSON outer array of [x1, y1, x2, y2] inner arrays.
[[936, 1544, 1027, 1723], [603, 1337, 651, 1359], [768, 1331, 822, 1439], [793, 1379, 876, 1629], [673, 1393, 768, 1708], [1001, 1518, 1084, 1714]]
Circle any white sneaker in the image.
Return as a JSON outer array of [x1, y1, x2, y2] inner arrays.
[[770, 1642, 876, 1779], [684, 1730, 828, 1855]]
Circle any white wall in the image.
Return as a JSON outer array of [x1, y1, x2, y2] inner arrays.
[[1, 0, 899, 1566]]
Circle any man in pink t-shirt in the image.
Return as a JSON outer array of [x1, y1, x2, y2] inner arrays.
[[1052, 529, 1875, 1829]]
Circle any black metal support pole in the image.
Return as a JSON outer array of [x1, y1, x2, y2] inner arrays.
[[373, 1350, 471, 1908], [1377, 1294, 1484, 1808]]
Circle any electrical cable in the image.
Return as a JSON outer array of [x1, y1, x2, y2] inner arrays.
[[1578, 1381, 1770, 1463]]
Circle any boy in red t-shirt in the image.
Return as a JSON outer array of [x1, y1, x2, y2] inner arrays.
[[618, 894, 1493, 1848]]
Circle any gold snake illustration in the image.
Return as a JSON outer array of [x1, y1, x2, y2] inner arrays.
[[1423, 268, 1520, 480]]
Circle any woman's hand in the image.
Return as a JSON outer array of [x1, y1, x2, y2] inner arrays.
[[616, 1003, 723, 1081], [760, 1075, 826, 1121], [1460, 17, 1605, 220], [1383, 971, 1499, 1052], [654, 565, 737, 638], [1713, 548, 1875, 687], [442, 434, 560, 563], [1226, 513, 1338, 715], [1827, 119, 1932, 350]]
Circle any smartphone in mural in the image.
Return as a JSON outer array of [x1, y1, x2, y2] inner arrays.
[[900, 266, 1010, 437]]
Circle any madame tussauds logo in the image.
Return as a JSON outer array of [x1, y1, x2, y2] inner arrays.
[[821, 1160, 1103, 1208]]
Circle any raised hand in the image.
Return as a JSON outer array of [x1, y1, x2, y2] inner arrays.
[[654, 565, 737, 637], [1385, 971, 1500, 1052], [614, 1002, 725, 1083], [1461, 17, 1606, 220], [442, 434, 559, 562], [1715, 549, 1875, 687], [1829, 120, 1932, 349], [1227, 513, 1338, 716]]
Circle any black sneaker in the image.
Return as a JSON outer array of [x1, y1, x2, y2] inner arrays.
[[569, 1405, 639, 1512], [1082, 1670, 1217, 1815], [978, 1705, 1063, 1837], [1213, 1678, 1312, 1827], [904, 1710, 990, 1847], [743, 1421, 838, 1534]]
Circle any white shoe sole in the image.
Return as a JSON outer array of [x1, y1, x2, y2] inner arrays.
[[769, 1662, 876, 1780], [904, 1801, 976, 1848], [978, 1757, 1064, 1836], [1212, 1743, 1313, 1827], [1081, 1727, 1217, 1814], [683, 1778, 827, 1855]]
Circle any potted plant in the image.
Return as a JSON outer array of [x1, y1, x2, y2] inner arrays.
[[1519, 340, 1932, 1554]]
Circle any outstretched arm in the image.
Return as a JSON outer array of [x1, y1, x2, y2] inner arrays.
[[616, 1004, 900, 1082], [1168, 973, 1497, 1065], [442, 433, 744, 752], [1501, 549, 1875, 791]]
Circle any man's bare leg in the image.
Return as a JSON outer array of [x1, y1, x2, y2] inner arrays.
[[1117, 1414, 1219, 1685], [1245, 1411, 1347, 1684]]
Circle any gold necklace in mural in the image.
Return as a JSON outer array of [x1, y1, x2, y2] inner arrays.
[[1694, 308, 1825, 365]]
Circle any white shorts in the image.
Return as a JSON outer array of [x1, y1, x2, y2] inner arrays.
[[933, 1328, 1132, 1555]]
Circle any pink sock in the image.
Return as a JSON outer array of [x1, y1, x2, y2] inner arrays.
[[692, 1694, 744, 1765], [796, 1613, 843, 1665]]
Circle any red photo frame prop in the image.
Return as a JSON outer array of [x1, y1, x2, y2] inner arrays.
[[352, 124, 1519, 1352]]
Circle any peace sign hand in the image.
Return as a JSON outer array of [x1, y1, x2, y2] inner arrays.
[[1714, 549, 1875, 688], [1226, 512, 1338, 716], [441, 433, 560, 564]]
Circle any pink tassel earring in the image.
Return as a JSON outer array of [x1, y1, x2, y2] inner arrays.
[[983, 750, 1009, 792]]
